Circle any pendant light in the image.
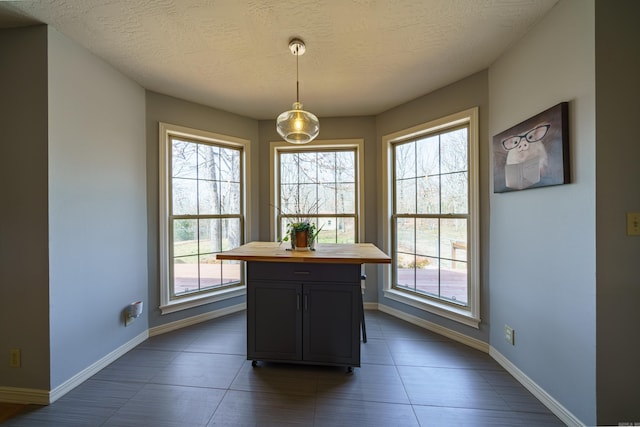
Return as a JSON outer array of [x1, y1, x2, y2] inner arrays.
[[276, 38, 319, 144]]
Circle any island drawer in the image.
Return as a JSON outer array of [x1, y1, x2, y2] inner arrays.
[[248, 261, 361, 283]]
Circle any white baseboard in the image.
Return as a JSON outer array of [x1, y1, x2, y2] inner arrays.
[[0, 304, 246, 406], [49, 330, 149, 403], [149, 303, 246, 337], [377, 303, 582, 426], [490, 348, 584, 427], [363, 302, 378, 311], [377, 303, 489, 352], [0, 330, 148, 405], [0, 302, 583, 427]]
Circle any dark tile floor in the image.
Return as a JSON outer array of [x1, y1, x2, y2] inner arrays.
[[4, 310, 564, 426]]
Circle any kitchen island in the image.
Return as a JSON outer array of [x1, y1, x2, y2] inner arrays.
[[216, 241, 391, 371]]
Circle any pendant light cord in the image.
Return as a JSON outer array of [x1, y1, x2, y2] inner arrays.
[[296, 49, 300, 104]]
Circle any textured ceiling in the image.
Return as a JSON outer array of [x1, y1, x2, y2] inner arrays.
[[0, 0, 558, 120]]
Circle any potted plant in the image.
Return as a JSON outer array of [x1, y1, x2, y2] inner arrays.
[[282, 220, 322, 251], [273, 199, 323, 251]]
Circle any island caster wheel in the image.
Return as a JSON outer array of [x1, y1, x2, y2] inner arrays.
[[347, 366, 353, 373], [251, 360, 258, 367]]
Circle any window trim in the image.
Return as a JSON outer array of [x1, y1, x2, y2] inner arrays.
[[381, 108, 480, 328], [159, 122, 251, 315], [270, 139, 365, 243]]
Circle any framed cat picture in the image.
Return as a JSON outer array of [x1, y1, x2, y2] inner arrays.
[[493, 102, 569, 193]]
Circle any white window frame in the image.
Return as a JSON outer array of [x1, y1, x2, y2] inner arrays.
[[270, 139, 365, 243], [159, 122, 251, 315], [381, 108, 480, 328]]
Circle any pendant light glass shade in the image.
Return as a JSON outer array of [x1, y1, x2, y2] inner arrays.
[[276, 39, 319, 144], [276, 102, 319, 144]]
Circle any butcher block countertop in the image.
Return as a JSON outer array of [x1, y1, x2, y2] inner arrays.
[[216, 241, 391, 264]]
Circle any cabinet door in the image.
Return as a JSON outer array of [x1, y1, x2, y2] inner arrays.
[[247, 281, 302, 361], [302, 282, 360, 366]]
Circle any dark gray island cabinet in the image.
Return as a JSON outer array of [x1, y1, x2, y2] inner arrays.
[[216, 242, 391, 371], [248, 262, 361, 368]]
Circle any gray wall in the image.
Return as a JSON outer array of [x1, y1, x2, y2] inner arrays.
[[595, 1, 640, 424], [375, 71, 491, 343], [0, 25, 50, 391], [145, 91, 260, 328], [0, 25, 148, 394], [47, 27, 148, 389], [488, 0, 596, 423]]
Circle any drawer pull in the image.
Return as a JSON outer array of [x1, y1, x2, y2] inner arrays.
[[294, 271, 310, 275]]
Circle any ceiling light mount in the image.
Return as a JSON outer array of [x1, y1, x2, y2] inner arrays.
[[276, 38, 319, 145], [288, 38, 306, 56]]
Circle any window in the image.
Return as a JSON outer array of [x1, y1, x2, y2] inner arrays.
[[271, 139, 364, 244], [159, 123, 250, 314], [382, 108, 480, 327]]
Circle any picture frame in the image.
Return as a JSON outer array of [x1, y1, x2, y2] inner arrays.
[[493, 102, 569, 193]]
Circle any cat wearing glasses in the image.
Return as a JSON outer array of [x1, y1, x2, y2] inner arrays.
[[502, 124, 549, 189]]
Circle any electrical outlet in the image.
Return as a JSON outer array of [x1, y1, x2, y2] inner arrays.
[[504, 325, 515, 345], [9, 349, 21, 368], [627, 212, 640, 236]]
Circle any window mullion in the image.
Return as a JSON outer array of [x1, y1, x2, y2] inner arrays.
[[437, 134, 442, 299], [196, 145, 201, 292]]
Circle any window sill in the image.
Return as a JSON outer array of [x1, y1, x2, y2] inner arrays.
[[160, 285, 246, 315], [383, 288, 480, 329]]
